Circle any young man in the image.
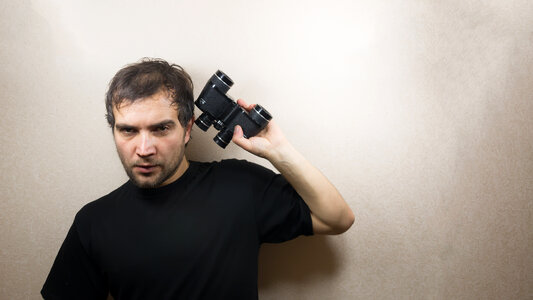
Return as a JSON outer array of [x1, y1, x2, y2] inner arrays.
[[41, 58, 354, 299]]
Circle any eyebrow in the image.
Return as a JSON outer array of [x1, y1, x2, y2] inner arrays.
[[115, 120, 177, 131], [148, 120, 176, 130]]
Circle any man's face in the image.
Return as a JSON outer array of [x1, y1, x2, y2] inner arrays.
[[112, 91, 192, 188]]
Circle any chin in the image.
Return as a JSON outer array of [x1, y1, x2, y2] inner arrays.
[[131, 174, 161, 189], [134, 180, 160, 189]]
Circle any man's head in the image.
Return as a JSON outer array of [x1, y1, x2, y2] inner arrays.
[[105, 58, 195, 188], [105, 58, 194, 129]]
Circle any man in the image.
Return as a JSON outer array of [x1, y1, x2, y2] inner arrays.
[[41, 58, 354, 299]]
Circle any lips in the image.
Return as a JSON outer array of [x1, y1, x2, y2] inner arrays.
[[134, 164, 158, 174]]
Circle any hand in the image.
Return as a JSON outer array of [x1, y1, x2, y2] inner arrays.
[[231, 99, 289, 159]]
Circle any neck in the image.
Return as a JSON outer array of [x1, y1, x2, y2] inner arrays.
[[159, 156, 189, 187]]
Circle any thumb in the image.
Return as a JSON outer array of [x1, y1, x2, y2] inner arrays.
[[232, 125, 252, 150]]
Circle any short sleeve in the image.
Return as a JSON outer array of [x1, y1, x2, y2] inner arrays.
[[256, 173, 314, 243], [41, 220, 108, 300]]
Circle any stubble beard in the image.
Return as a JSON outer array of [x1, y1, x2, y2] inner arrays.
[[117, 146, 185, 189]]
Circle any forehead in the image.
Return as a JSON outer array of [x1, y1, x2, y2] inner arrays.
[[113, 92, 178, 125]]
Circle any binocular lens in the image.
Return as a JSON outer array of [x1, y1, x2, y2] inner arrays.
[[249, 105, 272, 127], [195, 113, 214, 131], [215, 70, 234, 88], [214, 129, 233, 149]]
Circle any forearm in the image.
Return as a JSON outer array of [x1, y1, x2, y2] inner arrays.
[[230, 100, 354, 234], [266, 142, 355, 234]]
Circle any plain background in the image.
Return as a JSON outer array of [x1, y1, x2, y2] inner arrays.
[[1, 0, 532, 299]]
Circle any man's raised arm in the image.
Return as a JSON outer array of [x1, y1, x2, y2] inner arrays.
[[232, 99, 355, 235]]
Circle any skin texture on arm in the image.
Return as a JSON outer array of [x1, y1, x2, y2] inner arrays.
[[232, 99, 355, 235]]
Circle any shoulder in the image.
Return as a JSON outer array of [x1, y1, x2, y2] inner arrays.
[[211, 159, 277, 182], [74, 181, 130, 225], [195, 159, 277, 187], [216, 159, 276, 176]]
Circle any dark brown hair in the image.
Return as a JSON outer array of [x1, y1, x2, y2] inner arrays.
[[105, 58, 194, 129]]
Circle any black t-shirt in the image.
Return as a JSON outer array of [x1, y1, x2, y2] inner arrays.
[[41, 159, 313, 300]]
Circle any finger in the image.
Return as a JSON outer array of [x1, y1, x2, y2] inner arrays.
[[237, 99, 255, 112], [236, 98, 248, 108], [232, 125, 253, 151]]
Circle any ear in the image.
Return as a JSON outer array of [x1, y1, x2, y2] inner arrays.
[[184, 117, 194, 144]]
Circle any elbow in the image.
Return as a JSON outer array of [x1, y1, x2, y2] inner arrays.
[[310, 197, 355, 235], [338, 209, 355, 234], [330, 208, 355, 235]]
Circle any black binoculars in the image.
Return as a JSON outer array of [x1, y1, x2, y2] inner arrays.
[[195, 70, 272, 148]]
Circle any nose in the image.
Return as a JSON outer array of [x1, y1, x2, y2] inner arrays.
[[136, 132, 156, 157]]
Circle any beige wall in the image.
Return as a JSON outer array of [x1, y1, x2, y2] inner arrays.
[[1, 0, 532, 299]]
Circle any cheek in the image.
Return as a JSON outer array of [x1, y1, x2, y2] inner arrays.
[[115, 139, 133, 157], [159, 136, 184, 153], [157, 140, 173, 154]]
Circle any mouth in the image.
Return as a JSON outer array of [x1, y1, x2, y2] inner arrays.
[[134, 164, 158, 174]]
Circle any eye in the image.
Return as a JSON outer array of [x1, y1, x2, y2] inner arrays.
[[153, 125, 171, 136], [118, 127, 136, 136]]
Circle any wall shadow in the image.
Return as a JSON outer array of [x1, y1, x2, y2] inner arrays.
[[186, 125, 229, 162], [258, 235, 341, 289]]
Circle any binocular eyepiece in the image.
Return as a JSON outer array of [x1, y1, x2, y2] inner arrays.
[[194, 70, 272, 148]]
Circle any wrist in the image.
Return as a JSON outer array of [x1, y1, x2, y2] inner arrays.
[[266, 141, 305, 171]]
